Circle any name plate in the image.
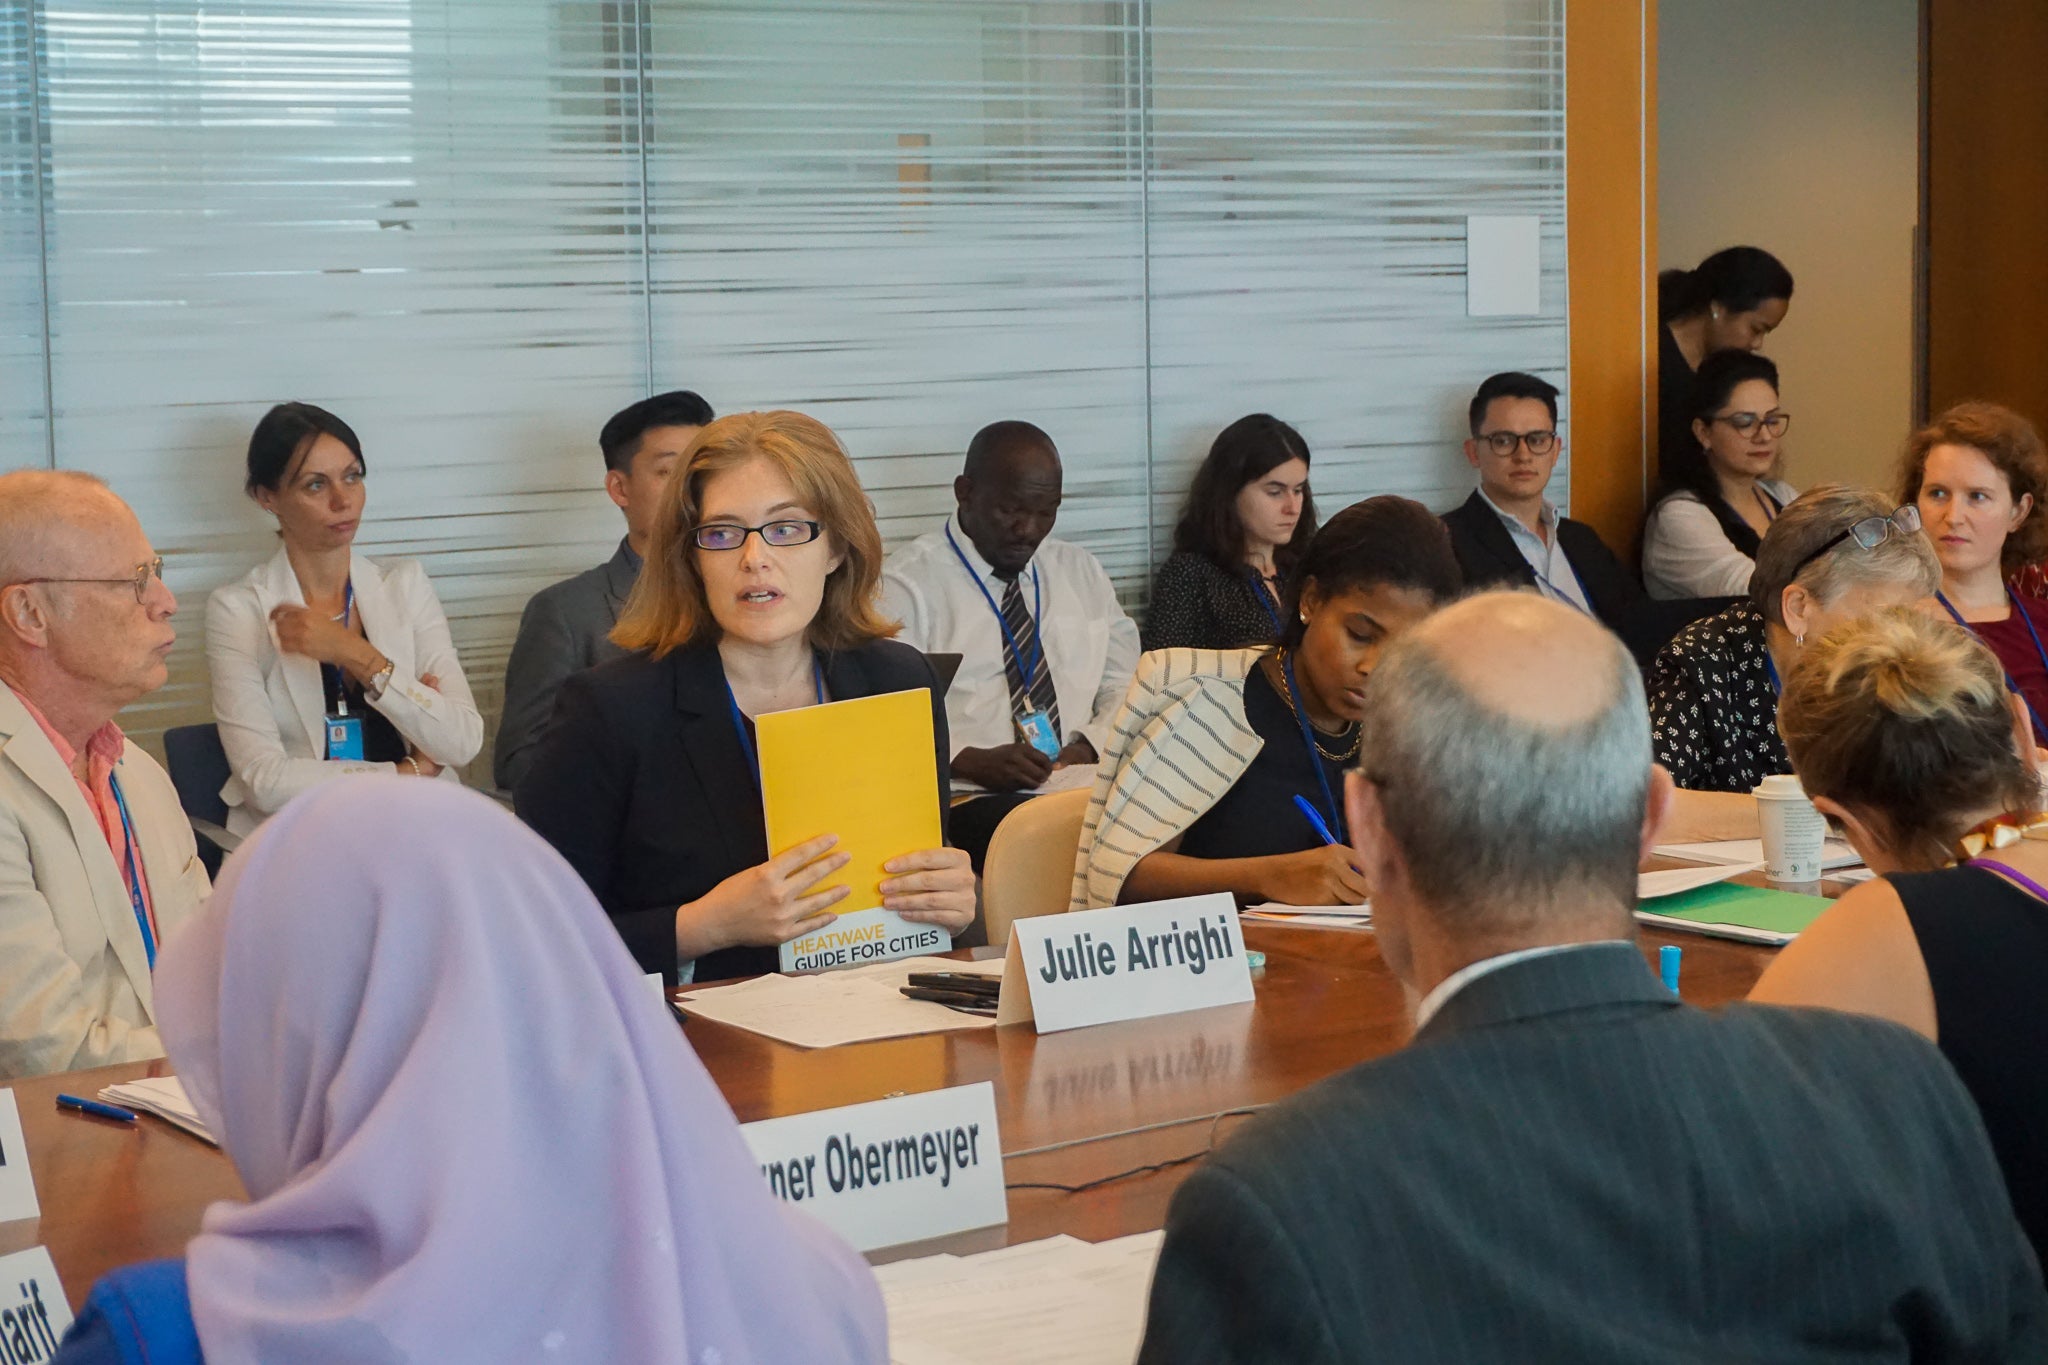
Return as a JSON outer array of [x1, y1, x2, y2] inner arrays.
[[997, 893, 1255, 1033], [778, 907, 951, 975], [0, 1092, 39, 1225], [740, 1081, 1006, 1253], [0, 1247, 71, 1358]]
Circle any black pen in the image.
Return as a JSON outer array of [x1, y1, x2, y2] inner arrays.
[[900, 986, 998, 1014], [906, 972, 1001, 994]]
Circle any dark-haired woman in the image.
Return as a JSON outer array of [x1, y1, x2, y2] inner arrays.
[[207, 403, 481, 835], [1072, 497, 1461, 909], [1658, 245, 1793, 472], [1142, 415, 1315, 651], [1641, 350, 1798, 600]]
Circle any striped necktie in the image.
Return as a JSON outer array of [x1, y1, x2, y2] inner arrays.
[[999, 574, 1062, 736]]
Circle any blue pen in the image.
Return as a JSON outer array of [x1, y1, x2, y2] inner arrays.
[[1291, 794, 1340, 846], [56, 1094, 136, 1123], [1659, 945, 1682, 996]]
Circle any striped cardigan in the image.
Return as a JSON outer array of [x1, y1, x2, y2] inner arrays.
[[1069, 647, 1264, 909]]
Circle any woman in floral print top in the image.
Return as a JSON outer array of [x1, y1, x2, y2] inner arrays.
[[1647, 486, 1941, 794]]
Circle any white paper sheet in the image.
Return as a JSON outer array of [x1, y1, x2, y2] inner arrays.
[[1636, 862, 1756, 900], [1029, 764, 1099, 796], [878, 1231, 1164, 1365], [1653, 838, 1861, 872], [1240, 902, 1372, 931], [99, 1076, 216, 1145], [676, 960, 999, 1049]]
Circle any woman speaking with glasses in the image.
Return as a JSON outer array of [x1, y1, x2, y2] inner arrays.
[[1642, 350, 1798, 600], [515, 411, 975, 985], [1646, 486, 1941, 798], [207, 403, 482, 836]]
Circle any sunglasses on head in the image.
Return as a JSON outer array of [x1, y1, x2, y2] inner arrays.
[[1784, 505, 1921, 582]]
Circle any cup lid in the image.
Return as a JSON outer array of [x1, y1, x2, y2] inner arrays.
[[1753, 773, 1807, 799]]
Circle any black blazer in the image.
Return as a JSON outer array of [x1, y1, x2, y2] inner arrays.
[[1443, 491, 1709, 666], [514, 637, 950, 984], [1137, 943, 2047, 1364]]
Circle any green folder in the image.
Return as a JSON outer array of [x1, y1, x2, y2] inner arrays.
[[1634, 881, 1831, 945]]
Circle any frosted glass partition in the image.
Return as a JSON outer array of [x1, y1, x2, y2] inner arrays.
[[3, 0, 1565, 752]]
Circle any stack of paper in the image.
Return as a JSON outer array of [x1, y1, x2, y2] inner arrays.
[[1634, 881, 1831, 946], [99, 1076, 215, 1145], [677, 956, 1005, 1049], [877, 1231, 1163, 1365], [1240, 903, 1372, 930], [1653, 838, 1862, 872]]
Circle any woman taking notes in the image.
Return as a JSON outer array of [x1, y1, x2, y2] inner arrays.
[[1641, 350, 1798, 600], [1073, 497, 1461, 910], [1142, 414, 1316, 651], [1750, 609, 2048, 1259], [1898, 401, 2048, 731], [207, 402, 481, 834], [55, 780, 885, 1363], [516, 411, 974, 984]]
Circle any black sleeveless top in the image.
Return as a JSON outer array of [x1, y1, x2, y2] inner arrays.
[[1890, 865, 2048, 1259]]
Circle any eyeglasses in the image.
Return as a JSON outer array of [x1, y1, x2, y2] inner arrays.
[[1785, 505, 1922, 582], [1480, 430, 1557, 457], [13, 556, 166, 605], [690, 520, 823, 552], [1708, 411, 1792, 438]]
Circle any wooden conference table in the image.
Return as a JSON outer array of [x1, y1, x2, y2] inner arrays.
[[0, 904, 1794, 1308]]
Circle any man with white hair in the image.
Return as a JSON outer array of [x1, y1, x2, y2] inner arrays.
[[1138, 591, 2044, 1363], [0, 470, 208, 1078]]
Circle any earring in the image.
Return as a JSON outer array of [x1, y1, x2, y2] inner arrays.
[[1299, 610, 1309, 624], [1795, 633, 1805, 647]]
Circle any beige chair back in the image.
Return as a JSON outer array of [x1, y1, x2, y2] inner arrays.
[[980, 785, 1093, 946]]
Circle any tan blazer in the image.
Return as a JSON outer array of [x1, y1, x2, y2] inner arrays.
[[0, 686, 209, 1079], [207, 547, 482, 836]]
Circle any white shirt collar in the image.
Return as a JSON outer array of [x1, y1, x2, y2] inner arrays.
[[1411, 941, 1611, 1033], [945, 513, 1036, 586], [1476, 485, 1558, 540]]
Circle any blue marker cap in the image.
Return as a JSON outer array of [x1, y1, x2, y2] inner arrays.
[[1659, 944, 1682, 995]]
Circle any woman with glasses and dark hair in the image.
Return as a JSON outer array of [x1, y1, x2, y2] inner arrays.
[[1642, 350, 1799, 600], [206, 402, 482, 836], [1072, 497, 1462, 910], [1897, 401, 2048, 736], [1142, 414, 1316, 651], [1658, 245, 1794, 473], [1646, 485, 1940, 798], [515, 411, 975, 985]]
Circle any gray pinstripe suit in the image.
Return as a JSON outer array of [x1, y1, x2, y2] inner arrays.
[[1138, 942, 2044, 1364]]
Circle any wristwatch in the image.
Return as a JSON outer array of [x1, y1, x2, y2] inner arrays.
[[367, 658, 395, 700]]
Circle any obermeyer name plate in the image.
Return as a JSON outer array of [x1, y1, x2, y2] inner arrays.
[[741, 1082, 1006, 1253], [997, 893, 1255, 1032]]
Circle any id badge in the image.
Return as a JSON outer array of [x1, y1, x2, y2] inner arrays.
[[1017, 707, 1061, 761], [326, 713, 365, 761]]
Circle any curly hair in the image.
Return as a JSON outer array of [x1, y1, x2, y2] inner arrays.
[[1895, 400, 2048, 577]]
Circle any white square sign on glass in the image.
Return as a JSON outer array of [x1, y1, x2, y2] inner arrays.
[[0, 1246, 70, 1352], [0, 1091, 39, 1225], [740, 1081, 1006, 1253], [997, 893, 1255, 1033]]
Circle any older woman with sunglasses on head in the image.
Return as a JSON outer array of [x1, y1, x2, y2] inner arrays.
[[1646, 486, 1940, 812], [1642, 350, 1798, 600], [515, 411, 974, 985]]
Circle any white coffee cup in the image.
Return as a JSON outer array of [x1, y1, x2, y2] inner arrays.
[[1753, 773, 1827, 883]]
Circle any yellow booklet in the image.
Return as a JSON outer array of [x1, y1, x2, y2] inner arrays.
[[755, 687, 949, 973]]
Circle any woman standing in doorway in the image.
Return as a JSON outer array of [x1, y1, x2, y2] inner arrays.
[[1658, 245, 1793, 474]]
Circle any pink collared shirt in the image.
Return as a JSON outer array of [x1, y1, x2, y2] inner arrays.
[[7, 685, 158, 944]]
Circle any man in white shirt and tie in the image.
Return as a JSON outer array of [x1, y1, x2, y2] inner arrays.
[[881, 420, 1140, 871]]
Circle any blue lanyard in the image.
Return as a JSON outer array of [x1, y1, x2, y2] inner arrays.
[[1763, 653, 1781, 698], [323, 580, 356, 714], [1245, 569, 1282, 635], [107, 774, 154, 970], [1937, 590, 2048, 738], [725, 657, 829, 780], [1281, 655, 1346, 843], [945, 525, 1044, 695]]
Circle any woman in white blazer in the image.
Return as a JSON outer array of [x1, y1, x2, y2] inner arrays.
[[207, 403, 482, 835]]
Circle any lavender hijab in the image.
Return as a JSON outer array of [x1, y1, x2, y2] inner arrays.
[[153, 779, 886, 1364]]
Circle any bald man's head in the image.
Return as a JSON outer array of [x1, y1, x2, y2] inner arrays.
[[0, 471, 138, 586], [1353, 591, 1651, 946]]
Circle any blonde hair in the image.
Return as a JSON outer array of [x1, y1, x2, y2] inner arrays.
[[611, 411, 897, 658], [1750, 484, 1940, 627], [1780, 607, 2035, 870], [1894, 400, 2048, 576]]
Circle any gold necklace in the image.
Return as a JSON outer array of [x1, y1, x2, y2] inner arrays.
[[1268, 653, 1361, 761]]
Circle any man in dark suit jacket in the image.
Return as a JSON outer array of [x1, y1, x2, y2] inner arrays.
[[1138, 592, 2045, 1365], [1442, 372, 1701, 665], [493, 390, 712, 789]]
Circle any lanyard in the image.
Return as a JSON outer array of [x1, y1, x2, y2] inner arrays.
[[323, 580, 357, 716], [944, 525, 1044, 698], [1754, 486, 1781, 523], [1935, 590, 2048, 738], [107, 774, 155, 970], [1763, 653, 1781, 698], [1245, 569, 1282, 635], [1281, 655, 1346, 843], [725, 657, 828, 781], [1970, 857, 2048, 904]]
